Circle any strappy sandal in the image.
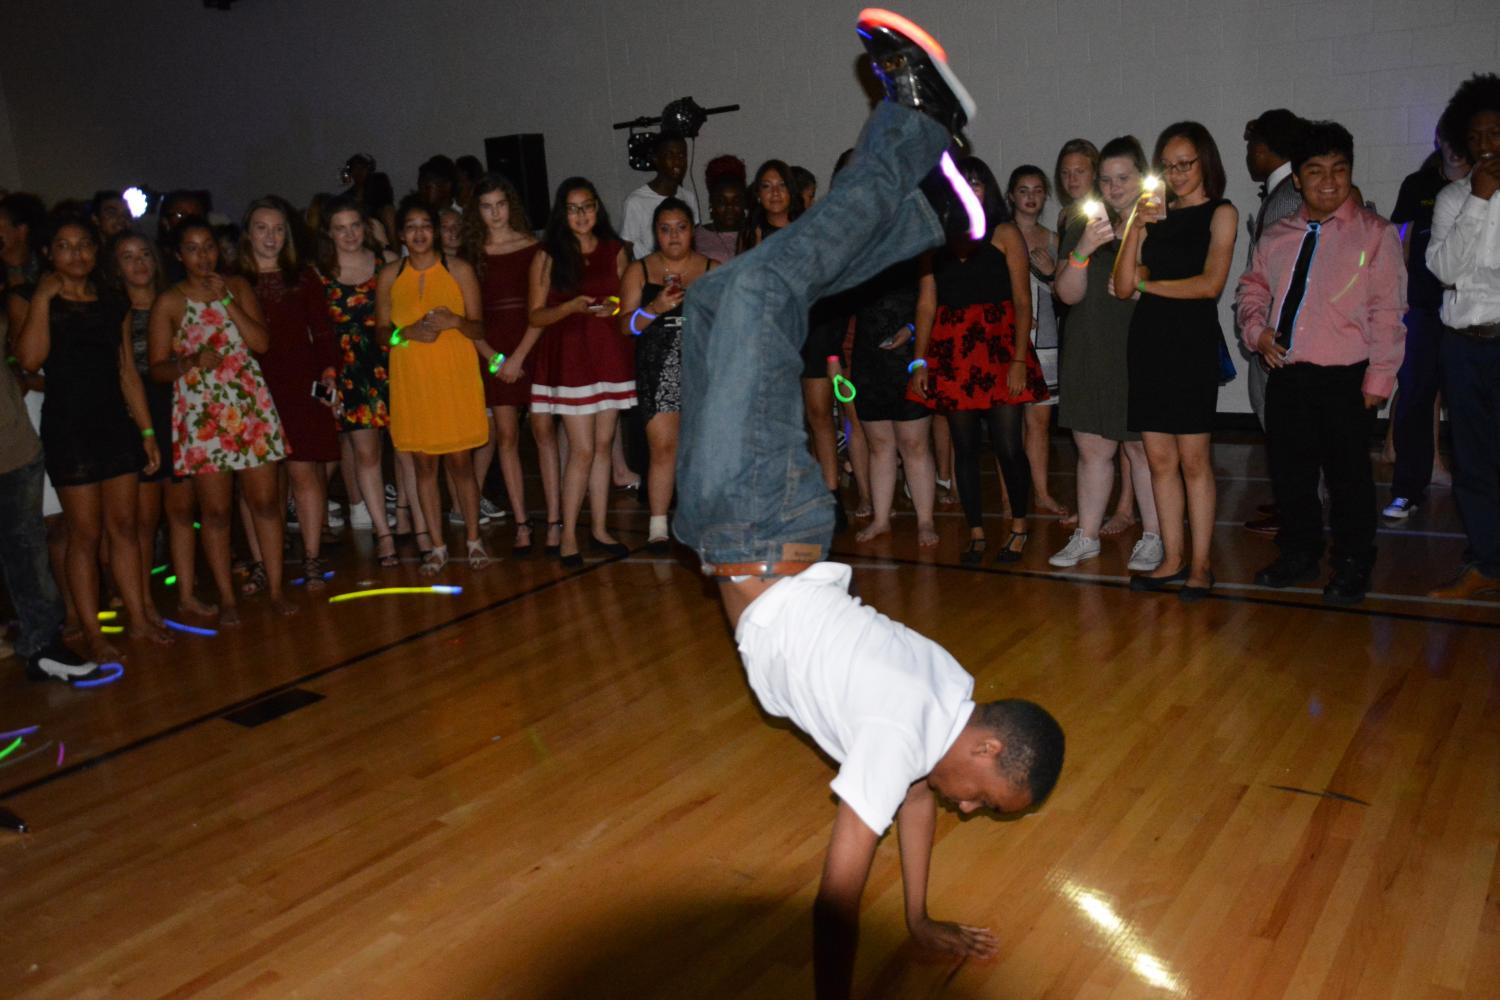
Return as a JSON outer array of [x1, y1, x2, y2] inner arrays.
[[419, 545, 449, 577], [241, 561, 267, 596], [466, 538, 493, 570], [393, 503, 414, 541], [302, 556, 328, 590], [960, 538, 987, 566], [413, 530, 434, 560], [375, 530, 399, 568], [544, 521, 563, 557], [995, 530, 1029, 564], [512, 519, 534, 557]]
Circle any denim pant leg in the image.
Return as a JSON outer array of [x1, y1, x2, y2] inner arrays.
[[0, 454, 64, 658], [675, 103, 949, 566], [1390, 308, 1445, 500], [1442, 330, 1500, 576]]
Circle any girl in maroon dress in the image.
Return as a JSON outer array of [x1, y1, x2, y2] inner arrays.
[[463, 175, 544, 555], [239, 197, 340, 588], [527, 177, 632, 567]]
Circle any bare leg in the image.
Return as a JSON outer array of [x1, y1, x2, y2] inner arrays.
[[1177, 432, 1216, 587], [531, 411, 563, 550], [1122, 440, 1159, 536], [100, 474, 171, 645], [645, 412, 679, 522], [337, 433, 362, 514], [58, 483, 118, 661], [589, 409, 621, 545], [240, 462, 296, 614], [443, 449, 483, 546], [1102, 448, 1139, 535], [856, 419, 897, 542], [164, 478, 212, 615], [1026, 403, 1074, 522], [471, 414, 496, 499], [610, 423, 639, 488], [845, 404, 873, 517], [1140, 432, 1186, 579], [135, 479, 165, 624], [932, 414, 956, 504], [194, 471, 239, 623], [412, 451, 447, 565], [559, 413, 595, 559], [1072, 431, 1119, 541], [896, 416, 938, 546], [287, 459, 327, 562]]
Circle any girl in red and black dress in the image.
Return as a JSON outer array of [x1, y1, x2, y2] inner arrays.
[[463, 175, 543, 556], [908, 156, 1045, 566]]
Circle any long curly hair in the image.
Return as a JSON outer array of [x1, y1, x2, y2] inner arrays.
[[460, 174, 532, 280]]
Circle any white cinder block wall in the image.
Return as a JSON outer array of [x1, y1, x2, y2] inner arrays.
[[1, 0, 1496, 412]]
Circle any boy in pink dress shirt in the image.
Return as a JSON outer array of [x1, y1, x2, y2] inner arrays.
[[1236, 121, 1407, 606]]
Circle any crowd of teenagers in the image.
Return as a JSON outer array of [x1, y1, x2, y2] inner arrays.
[[2, 71, 1499, 682]]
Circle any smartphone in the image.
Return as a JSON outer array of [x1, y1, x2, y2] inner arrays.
[[664, 272, 682, 293], [311, 381, 336, 404]]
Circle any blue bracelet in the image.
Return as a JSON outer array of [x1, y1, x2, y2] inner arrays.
[[907, 358, 928, 373], [631, 308, 658, 335]]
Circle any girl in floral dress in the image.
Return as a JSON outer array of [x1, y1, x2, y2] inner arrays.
[[147, 217, 294, 624], [316, 196, 400, 566]]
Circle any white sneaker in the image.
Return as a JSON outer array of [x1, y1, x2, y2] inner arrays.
[[325, 501, 346, 530], [384, 483, 398, 507], [479, 497, 506, 522], [1382, 497, 1417, 520], [449, 507, 493, 526], [348, 501, 373, 530], [1048, 530, 1101, 567], [1128, 533, 1165, 572]]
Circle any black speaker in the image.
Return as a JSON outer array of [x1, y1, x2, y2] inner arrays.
[[484, 133, 550, 231]]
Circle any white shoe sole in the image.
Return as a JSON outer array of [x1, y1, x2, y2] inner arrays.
[[857, 9, 977, 124]]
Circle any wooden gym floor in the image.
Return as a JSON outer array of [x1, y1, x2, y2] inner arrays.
[[1, 439, 1497, 999]]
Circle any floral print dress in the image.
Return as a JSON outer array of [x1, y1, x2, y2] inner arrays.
[[318, 268, 389, 429], [171, 297, 287, 475]]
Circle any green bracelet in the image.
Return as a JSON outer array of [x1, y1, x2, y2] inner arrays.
[[140, 427, 155, 438], [219, 294, 234, 308], [1136, 279, 1147, 294]]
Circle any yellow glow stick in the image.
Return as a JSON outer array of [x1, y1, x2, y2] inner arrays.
[[328, 585, 463, 604]]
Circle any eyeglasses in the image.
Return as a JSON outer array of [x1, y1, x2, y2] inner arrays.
[[1162, 158, 1200, 175], [565, 201, 598, 216]]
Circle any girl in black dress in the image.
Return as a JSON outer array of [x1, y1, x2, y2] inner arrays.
[[14, 216, 170, 660], [1114, 122, 1239, 600], [616, 198, 714, 550]]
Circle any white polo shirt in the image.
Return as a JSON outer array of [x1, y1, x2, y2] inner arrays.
[[734, 563, 976, 836]]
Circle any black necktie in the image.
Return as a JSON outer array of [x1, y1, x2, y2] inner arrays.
[[1274, 221, 1320, 351]]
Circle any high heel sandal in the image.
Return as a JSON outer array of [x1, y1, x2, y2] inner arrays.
[[512, 519, 534, 557], [419, 545, 449, 577], [302, 556, 328, 589], [375, 531, 399, 568], [544, 521, 563, 557], [995, 530, 1029, 564], [414, 530, 434, 560], [467, 538, 493, 570], [393, 503, 414, 541], [960, 538, 987, 566], [241, 561, 267, 596]]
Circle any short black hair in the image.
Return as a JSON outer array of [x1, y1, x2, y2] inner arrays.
[[654, 130, 686, 154], [977, 699, 1064, 805], [455, 155, 484, 184], [1292, 120, 1355, 172], [1247, 109, 1306, 161], [1438, 73, 1500, 163], [418, 155, 458, 186], [91, 189, 125, 216], [0, 192, 48, 255], [956, 155, 1012, 234]]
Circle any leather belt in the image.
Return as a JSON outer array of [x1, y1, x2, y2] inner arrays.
[[701, 560, 816, 578]]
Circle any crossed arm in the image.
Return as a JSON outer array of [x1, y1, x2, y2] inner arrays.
[[813, 782, 997, 998]]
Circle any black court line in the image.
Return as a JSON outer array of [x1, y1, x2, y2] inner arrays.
[[0, 550, 638, 805], [830, 549, 1500, 632], [1267, 784, 1372, 807]]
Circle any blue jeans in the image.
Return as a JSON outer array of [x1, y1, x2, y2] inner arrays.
[[674, 102, 949, 566], [1442, 329, 1500, 576], [0, 453, 65, 658], [1390, 307, 1446, 501]]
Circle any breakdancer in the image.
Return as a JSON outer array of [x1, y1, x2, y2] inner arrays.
[[673, 10, 1065, 997]]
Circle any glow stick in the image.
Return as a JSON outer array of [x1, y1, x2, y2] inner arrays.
[[0, 738, 21, 762], [328, 585, 463, 604], [0, 726, 39, 741], [389, 326, 405, 346], [939, 150, 986, 241], [151, 564, 169, 576], [164, 575, 177, 586], [101, 625, 124, 635], [163, 619, 218, 637], [488, 352, 506, 374], [57, 743, 65, 767], [828, 357, 857, 404], [97, 610, 119, 621], [73, 663, 124, 689]]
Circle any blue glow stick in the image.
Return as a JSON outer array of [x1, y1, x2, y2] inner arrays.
[[0, 726, 39, 741], [163, 619, 219, 637], [73, 663, 124, 689]]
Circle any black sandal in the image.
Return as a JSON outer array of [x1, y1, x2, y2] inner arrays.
[[513, 518, 534, 557], [241, 562, 268, 596], [375, 530, 399, 568], [414, 529, 434, 560], [544, 521, 563, 557], [960, 538, 987, 566], [393, 503, 414, 541], [995, 530, 1029, 564]]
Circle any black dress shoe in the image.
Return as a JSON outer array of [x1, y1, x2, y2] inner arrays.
[[959, 538, 987, 566], [1129, 565, 1189, 592], [856, 9, 975, 137], [559, 551, 584, 569], [590, 537, 630, 557], [1322, 557, 1371, 606], [1178, 572, 1216, 604], [1254, 554, 1320, 588], [647, 537, 671, 555]]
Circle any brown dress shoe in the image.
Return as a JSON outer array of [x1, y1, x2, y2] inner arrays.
[[1427, 566, 1500, 600]]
